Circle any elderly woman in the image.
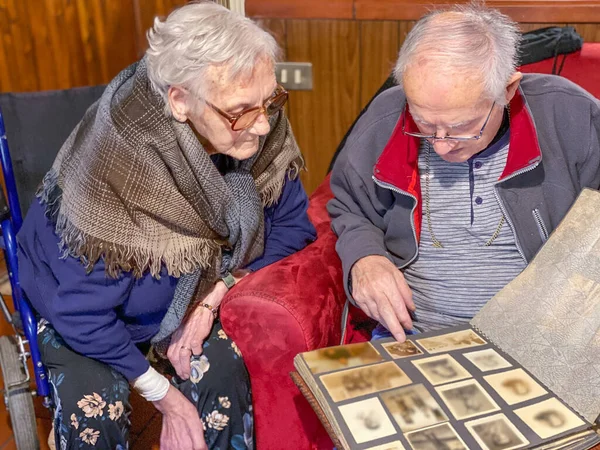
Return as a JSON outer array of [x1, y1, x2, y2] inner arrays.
[[17, 2, 316, 450]]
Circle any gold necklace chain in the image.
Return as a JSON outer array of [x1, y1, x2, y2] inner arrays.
[[424, 138, 506, 249]]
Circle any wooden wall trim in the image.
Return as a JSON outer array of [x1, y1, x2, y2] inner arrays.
[[247, 0, 353, 19], [247, 0, 600, 23], [355, 1, 600, 23]]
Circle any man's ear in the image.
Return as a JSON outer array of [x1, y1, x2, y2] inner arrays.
[[168, 86, 189, 122], [505, 72, 523, 103]]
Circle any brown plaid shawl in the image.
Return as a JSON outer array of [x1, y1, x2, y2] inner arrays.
[[38, 59, 303, 344]]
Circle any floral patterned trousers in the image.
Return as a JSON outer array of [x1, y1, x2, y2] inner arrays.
[[38, 319, 254, 450]]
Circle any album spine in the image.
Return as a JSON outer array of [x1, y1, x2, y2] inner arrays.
[[469, 324, 509, 358]]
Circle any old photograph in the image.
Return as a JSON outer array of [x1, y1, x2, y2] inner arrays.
[[514, 398, 586, 439], [321, 361, 412, 402], [380, 384, 448, 432], [436, 379, 500, 420], [338, 397, 397, 444], [484, 368, 547, 405], [382, 340, 423, 359], [405, 422, 468, 450], [303, 342, 384, 374], [365, 441, 406, 450], [465, 413, 529, 450], [464, 348, 512, 372], [412, 355, 471, 385], [417, 329, 486, 354]]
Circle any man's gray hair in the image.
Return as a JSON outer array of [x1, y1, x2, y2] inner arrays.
[[393, 3, 521, 105], [146, 1, 279, 114]]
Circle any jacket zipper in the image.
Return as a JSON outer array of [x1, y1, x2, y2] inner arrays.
[[493, 161, 541, 263], [339, 175, 420, 345], [532, 208, 549, 242], [372, 176, 420, 269]]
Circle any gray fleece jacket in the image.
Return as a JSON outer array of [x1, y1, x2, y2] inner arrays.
[[328, 74, 600, 302]]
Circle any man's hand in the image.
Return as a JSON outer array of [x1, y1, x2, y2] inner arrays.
[[351, 255, 416, 342], [154, 385, 207, 450]]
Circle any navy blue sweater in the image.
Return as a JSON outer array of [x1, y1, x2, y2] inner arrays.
[[17, 175, 316, 381]]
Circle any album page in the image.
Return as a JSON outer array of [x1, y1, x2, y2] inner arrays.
[[471, 188, 600, 424], [294, 324, 597, 450]]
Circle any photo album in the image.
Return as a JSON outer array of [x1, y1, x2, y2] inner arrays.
[[293, 189, 600, 450]]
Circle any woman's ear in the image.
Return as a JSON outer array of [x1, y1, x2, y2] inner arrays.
[[168, 86, 189, 122]]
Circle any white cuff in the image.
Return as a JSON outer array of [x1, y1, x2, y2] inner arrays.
[[132, 366, 170, 402]]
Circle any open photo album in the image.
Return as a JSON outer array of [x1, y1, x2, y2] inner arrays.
[[293, 189, 600, 450]]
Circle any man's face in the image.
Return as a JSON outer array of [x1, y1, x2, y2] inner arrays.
[[186, 60, 278, 161], [403, 62, 505, 163]]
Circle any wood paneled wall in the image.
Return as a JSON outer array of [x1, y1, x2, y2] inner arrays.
[[1, 1, 600, 193]]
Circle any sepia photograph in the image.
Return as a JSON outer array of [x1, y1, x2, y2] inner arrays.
[[321, 361, 412, 402], [365, 441, 406, 450], [380, 384, 448, 432], [405, 422, 468, 450], [484, 368, 547, 405], [465, 413, 529, 450], [338, 397, 397, 444], [382, 340, 423, 359], [436, 379, 500, 420], [464, 348, 512, 372], [303, 342, 384, 374], [417, 329, 486, 354], [412, 355, 471, 386], [514, 398, 586, 439]]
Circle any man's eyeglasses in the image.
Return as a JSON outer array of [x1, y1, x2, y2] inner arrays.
[[402, 101, 496, 142], [207, 85, 288, 131]]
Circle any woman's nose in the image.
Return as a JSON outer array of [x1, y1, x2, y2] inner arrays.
[[249, 111, 271, 136]]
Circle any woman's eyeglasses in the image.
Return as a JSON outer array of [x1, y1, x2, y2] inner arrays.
[[207, 85, 289, 131], [402, 102, 496, 142]]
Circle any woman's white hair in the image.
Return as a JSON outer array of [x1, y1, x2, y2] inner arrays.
[[146, 1, 280, 114], [393, 3, 521, 105]]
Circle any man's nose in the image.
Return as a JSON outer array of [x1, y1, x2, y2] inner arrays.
[[430, 138, 459, 153]]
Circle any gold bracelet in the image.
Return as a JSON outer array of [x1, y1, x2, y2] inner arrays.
[[200, 303, 218, 319]]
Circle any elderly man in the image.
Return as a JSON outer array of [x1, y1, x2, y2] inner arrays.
[[328, 4, 600, 342]]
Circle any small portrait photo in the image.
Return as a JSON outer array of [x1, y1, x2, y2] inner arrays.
[[465, 413, 529, 450], [380, 384, 448, 433], [514, 398, 586, 439], [484, 368, 547, 405], [303, 342, 384, 374], [417, 329, 486, 354], [436, 379, 500, 420], [338, 397, 397, 444], [463, 348, 512, 372], [365, 441, 406, 450], [405, 422, 468, 450], [412, 354, 471, 386], [321, 361, 412, 402], [382, 340, 423, 359]]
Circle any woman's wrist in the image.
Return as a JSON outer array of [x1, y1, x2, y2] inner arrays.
[[132, 366, 170, 402]]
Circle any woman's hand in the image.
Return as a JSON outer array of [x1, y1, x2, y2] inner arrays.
[[167, 281, 228, 379], [154, 385, 208, 450], [167, 270, 250, 379]]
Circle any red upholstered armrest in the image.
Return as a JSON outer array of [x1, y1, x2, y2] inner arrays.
[[220, 175, 347, 352], [218, 175, 349, 449]]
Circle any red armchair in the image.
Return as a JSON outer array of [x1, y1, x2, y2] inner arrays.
[[220, 176, 371, 450], [219, 42, 600, 450]]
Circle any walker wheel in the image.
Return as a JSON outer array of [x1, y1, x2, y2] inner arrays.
[[0, 335, 39, 449]]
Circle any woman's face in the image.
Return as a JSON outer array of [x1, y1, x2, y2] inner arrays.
[[174, 60, 278, 161]]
